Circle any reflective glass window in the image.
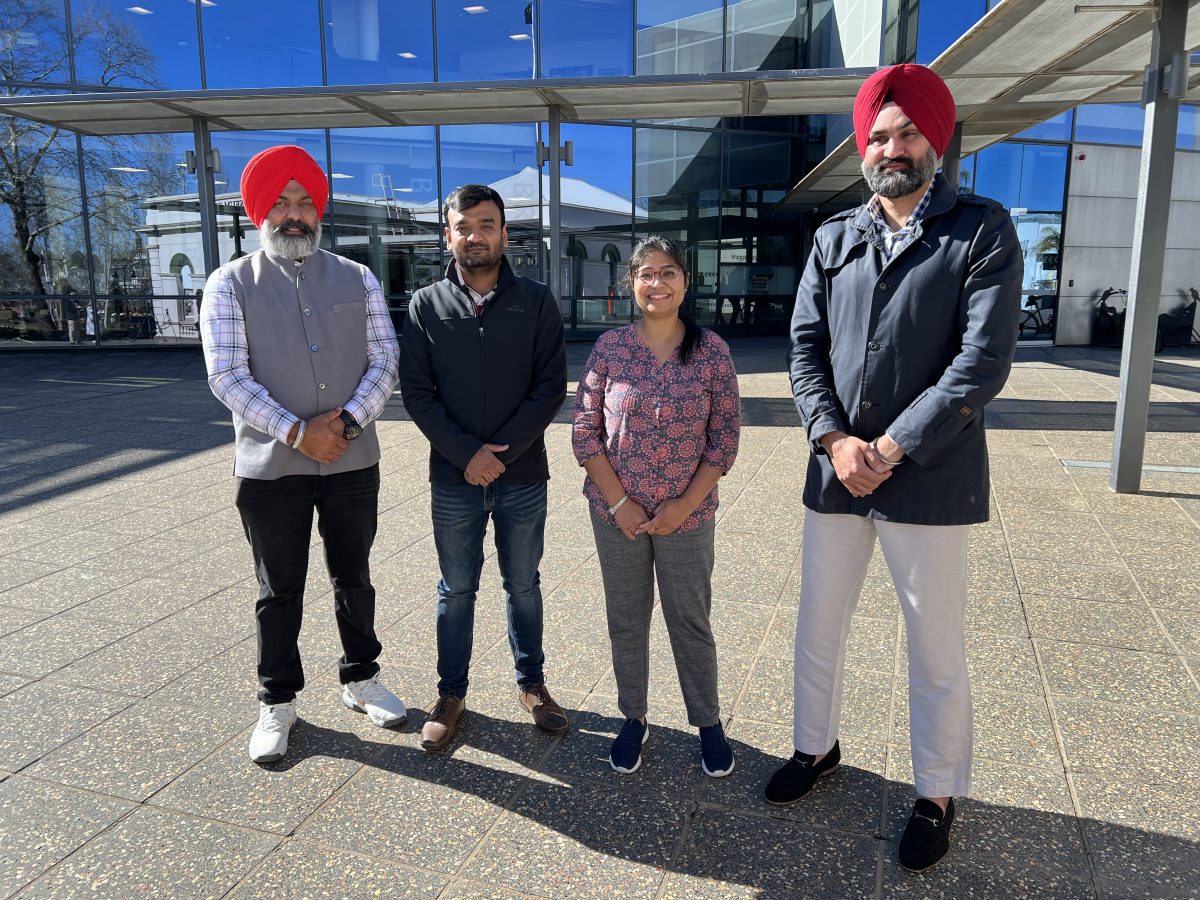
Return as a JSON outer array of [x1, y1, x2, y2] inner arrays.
[[879, 0, 916, 66], [0, 105, 85, 341], [209, 129, 329, 260], [1177, 103, 1199, 151], [325, 0, 434, 86], [328, 127, 440, 320], [1, 0, 70, 85], [914, 0, 984, 65], [439, 123, 541, 281], [435, 0, 533, 82], [973, 142, 1066, 213], [636, 0, 723, 76], [81, 132, 199, 339], [1015, 109, 1073, 143], [541, 0, 632, 78], [559, 123, 633, 330], [1074, 103, 1144, 146], [728, 0, 804, 71], [73, 1, 200, 89], [201, 0, 323, 89]]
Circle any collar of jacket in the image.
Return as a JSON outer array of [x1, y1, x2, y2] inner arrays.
[[848, 172, 956, 238], [444, 254, 516, 299]]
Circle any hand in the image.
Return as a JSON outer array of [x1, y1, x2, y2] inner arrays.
[[614, 498, 650, 540], [464, 443, 509, 486], [298, 408, 350, 464], [637, 498, 690, 537], [822, 432, 891, 498]]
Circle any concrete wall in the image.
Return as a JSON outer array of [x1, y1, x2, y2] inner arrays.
[[1057, 143, 1200, 345]]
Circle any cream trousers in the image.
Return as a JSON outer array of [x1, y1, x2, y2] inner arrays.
[[793, 511, 973, 798]]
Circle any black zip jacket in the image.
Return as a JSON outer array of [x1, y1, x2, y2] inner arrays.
[[399, 257, 567, 484]]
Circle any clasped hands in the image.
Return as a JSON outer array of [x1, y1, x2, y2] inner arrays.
[[821, 431, 906, 498], [613, 497, 689, 541], [289, 408, 350, 464]]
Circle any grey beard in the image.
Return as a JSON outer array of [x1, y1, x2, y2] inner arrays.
[[861, 148, 939, 199], [261, 221, 322, 259]]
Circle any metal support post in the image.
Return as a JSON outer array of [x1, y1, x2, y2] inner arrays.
[[548, 105, 564, 315], [1110, 0, 1189, 493], [191, 118, 221, 279], [942, 122, 964, 191]]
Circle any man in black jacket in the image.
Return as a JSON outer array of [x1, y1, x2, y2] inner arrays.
[[400, 184, 568, 752]]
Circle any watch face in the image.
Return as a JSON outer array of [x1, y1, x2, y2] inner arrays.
[[340, 411, 363, 441]]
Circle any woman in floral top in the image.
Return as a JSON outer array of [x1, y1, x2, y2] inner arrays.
[[572, 236, 740, 778]]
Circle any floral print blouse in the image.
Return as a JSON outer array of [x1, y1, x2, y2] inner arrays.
[[572, 325, 740, 533]]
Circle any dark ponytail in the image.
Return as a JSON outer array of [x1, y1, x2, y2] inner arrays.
[[628, 235, 702, 364]]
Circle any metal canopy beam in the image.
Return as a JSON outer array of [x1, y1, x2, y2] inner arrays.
[[1110, 0, 1191, 493]]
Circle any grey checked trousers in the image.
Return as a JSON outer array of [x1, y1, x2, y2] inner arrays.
[[590, 508, 721, 728]]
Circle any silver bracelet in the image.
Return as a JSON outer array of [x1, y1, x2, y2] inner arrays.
[[608, 494, 629, 516], [869, 438, 903, 466], [291, 420, 306, 450]]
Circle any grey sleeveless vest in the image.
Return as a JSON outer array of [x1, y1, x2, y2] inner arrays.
[[225, 248, 382, 480]]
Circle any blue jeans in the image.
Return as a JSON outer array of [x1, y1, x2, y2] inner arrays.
[[431, 479, 548, 698]]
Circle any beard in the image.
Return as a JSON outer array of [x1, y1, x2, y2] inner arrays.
[[453, 240, 504, 272], [261, 218, 321, 259], [861, 147, 939, 199]]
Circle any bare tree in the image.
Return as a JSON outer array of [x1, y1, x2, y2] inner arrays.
[[0, 0, 165, 296]]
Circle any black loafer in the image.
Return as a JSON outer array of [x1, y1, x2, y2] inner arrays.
[[899, 797, 955, 872], [764, 739, 841, 805]]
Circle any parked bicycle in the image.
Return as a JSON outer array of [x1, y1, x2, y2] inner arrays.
[[1018, 294, 1055, 339], [1092, 287, 1127, 348]]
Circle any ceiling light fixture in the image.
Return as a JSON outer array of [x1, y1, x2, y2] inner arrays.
[[463, 5, 489, 13], [331, 173, 353, 179], [125, 6, 153, 14], [110, 166, 149, 172], [397, 51, 417, 58], [509, 33, 531, 40]]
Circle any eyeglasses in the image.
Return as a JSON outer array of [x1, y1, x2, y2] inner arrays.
[[635, 267, 683, 285]]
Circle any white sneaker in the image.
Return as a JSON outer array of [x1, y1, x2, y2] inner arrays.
[[248, 700, 297, 763], [342, 677, 407, 728]]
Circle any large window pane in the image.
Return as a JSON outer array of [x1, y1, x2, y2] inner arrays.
[[328, 127, 440, 330], [1015, 109, 1073, 142], [728, 0, 804, 71], [974, 141, 1067, 213], [1, 0, 71, 85], [914, 0, 984, 65], [325, 0, 434, 86], [435, 0, 533, 82], [635, 125, 721, 327], [439, 123, 541, 282], [201, 0, 323, 89], [1177, 103, 1199, 151], [73, 0, 198, 89], [541, 0, 632, 78], [559, 123, 634, 331], [1074, 103, 1144, 146], [84, 133, 202, 341], [0, 110, 84, 303], [635, 0, 723, 76]]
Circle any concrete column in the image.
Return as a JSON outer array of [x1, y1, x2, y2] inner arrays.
[[942, 122, 964, 192], [192, 118, 221, 278], [1110, 0, 1189, 493]]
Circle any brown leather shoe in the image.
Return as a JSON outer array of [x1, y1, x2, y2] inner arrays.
[[518, 683, 569, 735], [420, 694, 465, 752]]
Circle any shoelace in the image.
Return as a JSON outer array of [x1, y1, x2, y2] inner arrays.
[[352, 678, 391, 704], [258, 703, 294, 733]]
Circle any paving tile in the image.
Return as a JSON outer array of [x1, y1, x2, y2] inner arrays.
[[1012, 557, 1139, 601], [1157, 607, 1200, 657], [17, 805, 279, 899], [0, 679, 136, 771], [0, 610, 136, 678], [26, 697, 248, 801], [964, 586, 1029, 635], [1073, 773, 1200, 896], [0, 672, 29, 698], [661, 809, 879, 899], [1053, 698, 1200, 784], [70, 576, 219, 625], [298, 743, 523, 874], [0, 603, 48, 637], [228, 837, 449, 898], [1037, 640, 1199, 715], [0, 557, 62, 593], [877, 857, 1095, 899], [0, 775, 135, 897], [1024, 595, 1170, 652], [964, 631, 1042, 695], [148, 637, 260, 720], [711, 718, 887, 833], [0, 566, 142, 613], [459, 777, 691, 899]]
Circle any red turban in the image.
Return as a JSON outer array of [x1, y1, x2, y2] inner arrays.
[[852, 64, 956, 158], [239, 145, 329, 227]]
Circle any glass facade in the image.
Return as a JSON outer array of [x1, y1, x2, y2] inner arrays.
[[2, 0, 1199, 346]]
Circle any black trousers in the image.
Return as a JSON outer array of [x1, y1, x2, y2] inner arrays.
[[235, 464, 383, 704]]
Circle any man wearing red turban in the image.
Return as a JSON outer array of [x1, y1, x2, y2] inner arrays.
[[771, 65, 1023, 873], [200, 145, 407, 764]]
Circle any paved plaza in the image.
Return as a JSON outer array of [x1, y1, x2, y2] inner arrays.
[[0, 339, 1197, 899]]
